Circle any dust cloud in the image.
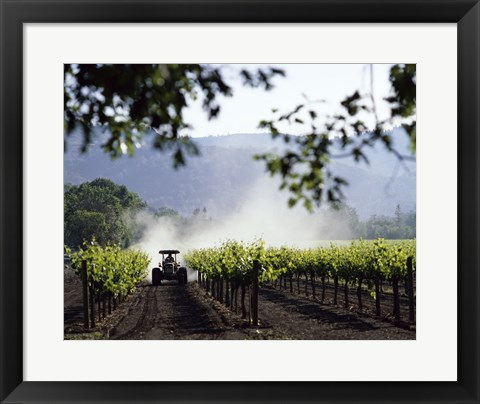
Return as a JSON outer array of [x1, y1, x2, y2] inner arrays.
[[131, 176, 354, 282]]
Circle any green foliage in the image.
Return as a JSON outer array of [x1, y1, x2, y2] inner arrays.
[[185, 239, 267, 284], [66, 239, 150, 298], [185, 238, 416, 287], [64, 178, 146, 248], [255, 64, 416, 210], [64, 64, 284, 166], [64, 63, 415, 212], [154, 206, 180, 218], [66, 210, 108, 245], [362, 211, 416, 239]]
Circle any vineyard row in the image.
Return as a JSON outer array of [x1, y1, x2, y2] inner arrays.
[[66, 240, 150, 328], [185, 239, 416, 324]]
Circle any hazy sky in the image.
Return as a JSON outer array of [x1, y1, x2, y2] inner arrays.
[[183, 64, 394, 137]]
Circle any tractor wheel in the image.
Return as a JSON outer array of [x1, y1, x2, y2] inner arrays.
[[178, 268, 187, 285], [152, 267, 162, 286]]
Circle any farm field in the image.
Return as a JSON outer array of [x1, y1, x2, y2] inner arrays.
[[63, 64, 417, 343], [64, 267, 415, 340]]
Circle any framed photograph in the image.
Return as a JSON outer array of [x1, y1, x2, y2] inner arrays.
[[1, 0, 479, 403]]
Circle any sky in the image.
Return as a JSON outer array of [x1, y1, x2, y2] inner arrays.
[[182, 64, 394, 138]]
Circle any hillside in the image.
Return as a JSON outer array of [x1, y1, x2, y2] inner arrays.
[[64, 130, 416, 219]]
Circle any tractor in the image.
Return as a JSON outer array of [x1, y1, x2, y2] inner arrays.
[[151, 249, 188, 286]]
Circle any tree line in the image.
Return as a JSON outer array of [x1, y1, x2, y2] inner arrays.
[[64, 178, 145, 248], [65, 178, 415, 249], [333, 203, 416, 240]]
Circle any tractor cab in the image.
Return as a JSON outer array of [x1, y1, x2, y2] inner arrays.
[[160, 250, 179, 276], [152, 249, 187, 285]]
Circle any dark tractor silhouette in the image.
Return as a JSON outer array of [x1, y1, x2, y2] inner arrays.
[[152, 250, 188, 286]]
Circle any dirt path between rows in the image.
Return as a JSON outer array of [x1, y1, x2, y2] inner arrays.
[[257, 287, 414, 340], [109, 283, 256, 340], [64, 268, 84, 327]]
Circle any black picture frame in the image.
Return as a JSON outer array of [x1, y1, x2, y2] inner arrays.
[[1, 1, 479, 403]]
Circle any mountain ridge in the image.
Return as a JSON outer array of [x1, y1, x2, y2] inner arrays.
[[64, 131, 416, 219]]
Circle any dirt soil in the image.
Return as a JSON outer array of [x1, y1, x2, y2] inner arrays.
[[65, 272, 415, 340], [108, 283, 258, 340], [64, 266, 84, 328], [257, 287, 414, 340]]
